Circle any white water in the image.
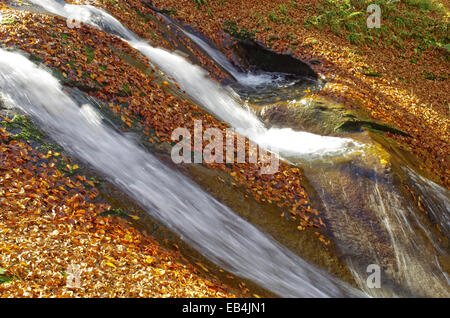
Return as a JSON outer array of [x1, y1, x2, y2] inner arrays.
[[0, 48, 367, 297], [406, 168, 450, 238], [29, 0, 362, 161], [157, 13, 279, 87], [303, 160, 450, 297], [149, 0, 450, 296], [172, 10, 450, 297], [7, 0, 449, 298]]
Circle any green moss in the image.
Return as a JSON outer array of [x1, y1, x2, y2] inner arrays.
[[2, 115, 43, 142], [192, 0, 207, 8], [359, 66, 383, 77], [423, 71, 436, 80], [119, 84, 131, 96], [406, 0, 442, 12], [101, 208, 134, 221], [60, 33, 70, 45], [0, 18, 17, 25], [0, 114, 73, 174], [336, 119, 411, 137], [0, 267, 14, 284], [83, 46, 95, 63], [28, 52, 42, 64], [304, 0, 448, 54], [160, 8, 177, 15], [223, 20, 257, 41]]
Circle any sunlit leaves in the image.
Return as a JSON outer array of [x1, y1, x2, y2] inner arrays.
[[0, 114, 238, 297], [0, 2, 340, 240]]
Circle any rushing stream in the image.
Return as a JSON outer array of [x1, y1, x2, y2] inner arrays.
[[0, 48, 365, 297], [155, 7, 450, 297], [5, 0, 450, 297], [156, 12, 322, 105], [27, 0, 362, 161]]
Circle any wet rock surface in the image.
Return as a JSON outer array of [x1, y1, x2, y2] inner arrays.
[[258, 96, 410, 138], [232, 39, 317, 79]]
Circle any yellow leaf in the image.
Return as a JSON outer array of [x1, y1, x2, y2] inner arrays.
[[195, 262, 209, 272], [105, 262, 116, 268], [145, 256, 155, 264]]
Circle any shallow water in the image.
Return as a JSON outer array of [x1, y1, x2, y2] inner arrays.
[[0, 48, 366, 298], [27, 0, 362, 161], [14, 0, 450, 297]]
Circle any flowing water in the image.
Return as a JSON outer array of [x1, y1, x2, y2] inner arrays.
[[27, 0, 362, 161], [301, 158, 450, 297], [0, 48, 365, 298], [161, 14, 279, 87], [157, 8, 450, 297], [8, 0, 450, 297], [156, 12, 321, 105]]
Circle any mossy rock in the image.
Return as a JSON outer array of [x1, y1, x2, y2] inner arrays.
[[2, 114, 44, 142], [259, 98, 354, 135], [101, 208, 136, 221], [259, 97, 411, 138], [336, 120, 411, 137]]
